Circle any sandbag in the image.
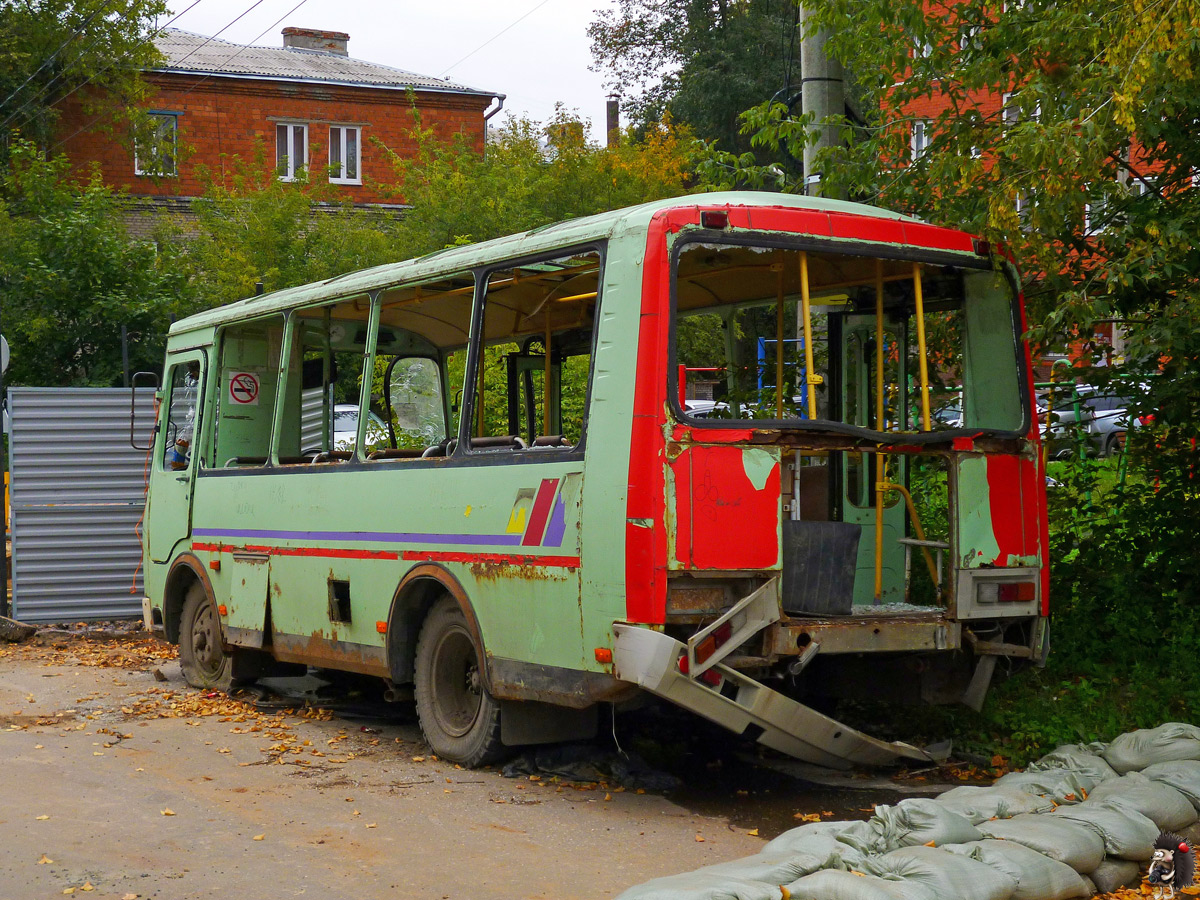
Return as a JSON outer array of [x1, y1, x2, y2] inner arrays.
[[993, 769, 1095, 803], [835, 798, 982, 855], [941, 839, 1089, 900], [784, 869, 937, 900], [1141, 760, 1200, 812], [861, 846, 1016, 900], [698, 850, 842, 886], [614, 872, 784, 900], [761, 820, 858, 856], [935, 785, 1055, 824], [1103, 722, 1200, 773], [1028, 744, 1119, 783], [1090, 858, 1141, 894], [1051, 799, 1158, 860], [1087, 771, 1198, 831], [977, 814, 1105, 873]]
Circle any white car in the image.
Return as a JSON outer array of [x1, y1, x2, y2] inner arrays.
[[333, 404, 387, 450]]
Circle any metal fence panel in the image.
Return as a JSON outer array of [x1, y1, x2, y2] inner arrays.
[[7, 387, 157, 623]]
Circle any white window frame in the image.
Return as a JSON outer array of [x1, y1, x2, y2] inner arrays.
[[1002, 92, 1019, 128], [911, 119, 931, 160], [328, 125, 362, 185], [134, 112, 178, 177], [276, 122, 308, 182]]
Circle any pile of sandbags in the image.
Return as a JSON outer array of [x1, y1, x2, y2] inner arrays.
[[616, 722, 1200, 900]]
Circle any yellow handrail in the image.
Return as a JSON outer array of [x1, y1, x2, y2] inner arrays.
[[912, 263, 932, 431], [878, 479, 942, 600], [799, 251, 818, 418]]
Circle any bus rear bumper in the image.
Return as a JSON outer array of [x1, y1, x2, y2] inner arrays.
[[611, 623, 946, 769]]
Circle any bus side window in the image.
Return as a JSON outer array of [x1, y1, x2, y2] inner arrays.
[[162, 360, 201, 471], [278, 297, 372, 463], [374, 272, 474, 459], [214, 315, 285, 467], [470, 250, 601, 451]]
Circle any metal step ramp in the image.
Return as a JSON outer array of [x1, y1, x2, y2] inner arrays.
[[612, 624, 947, 770]]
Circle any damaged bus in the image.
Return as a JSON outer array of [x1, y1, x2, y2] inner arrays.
[[139, 192, 1048, 768]]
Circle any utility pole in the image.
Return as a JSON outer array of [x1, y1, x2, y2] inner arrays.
[[798, 5, 845, 199]]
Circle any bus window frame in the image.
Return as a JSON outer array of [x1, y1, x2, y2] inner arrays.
[[459, 242, 606, 462], [666, 229, 1032, 444]]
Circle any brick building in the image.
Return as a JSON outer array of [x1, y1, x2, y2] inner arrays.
[[56, 26, 504, 212]]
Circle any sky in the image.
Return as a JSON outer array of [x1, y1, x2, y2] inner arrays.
[[163, 0, 618, 139]]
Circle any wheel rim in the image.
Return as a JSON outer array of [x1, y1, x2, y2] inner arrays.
[[430, 624, 482, 738], [190, 598, 224, 678]]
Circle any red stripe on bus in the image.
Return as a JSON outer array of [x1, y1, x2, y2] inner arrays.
[[401, 550, 580, 568], [521, 478, 560, 547], [191, 542, 399, 561]]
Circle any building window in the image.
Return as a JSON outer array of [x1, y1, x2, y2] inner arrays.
[[134, 113, 178, 176], [276, 123, 308, 181], [911, 120, 931, 160], [1002, 92, 1018, 127], [328, 125, 361, 184]]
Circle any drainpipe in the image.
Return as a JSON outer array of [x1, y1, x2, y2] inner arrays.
[[482, 94, 506, 159]]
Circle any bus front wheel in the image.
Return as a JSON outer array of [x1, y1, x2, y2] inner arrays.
[[414, 597, 503, 767], [179, 581, 232, 691]]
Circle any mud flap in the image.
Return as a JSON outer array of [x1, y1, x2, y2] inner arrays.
[[612, 624, 946, 769]]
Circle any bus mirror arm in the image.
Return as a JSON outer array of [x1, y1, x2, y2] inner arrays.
[[130, 371, 160, 450]]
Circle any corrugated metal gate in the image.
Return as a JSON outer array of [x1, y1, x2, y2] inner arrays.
[[6, 387, 157, 623]]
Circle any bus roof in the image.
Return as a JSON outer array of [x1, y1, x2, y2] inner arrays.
[[170, 190, 931, 335]]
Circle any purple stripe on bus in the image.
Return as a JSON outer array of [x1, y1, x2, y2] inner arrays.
[[191, 527, 524, 546], [542, 493, 567, 548]]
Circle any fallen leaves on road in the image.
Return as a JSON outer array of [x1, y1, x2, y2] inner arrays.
[[792, 812, 823, 822], [252, 834, 265, 841], [160, 808, 175, 816], [37, 854, 52, 864]]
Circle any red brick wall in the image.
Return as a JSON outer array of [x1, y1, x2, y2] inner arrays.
[[56, 73, 492, 205]]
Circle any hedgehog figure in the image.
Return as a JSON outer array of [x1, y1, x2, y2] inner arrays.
[[1147, 832, 1195, 900]]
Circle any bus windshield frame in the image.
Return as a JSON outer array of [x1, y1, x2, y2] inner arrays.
[[667, 230, 1032, 444]]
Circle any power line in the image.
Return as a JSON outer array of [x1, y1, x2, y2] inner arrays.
[[1, 0, 208, 133], [440, 0, 556, 77], [49, 0, 308, 155], [0, 0, 118, 115]]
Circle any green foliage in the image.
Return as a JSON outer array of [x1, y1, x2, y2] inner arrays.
[[588, 0, 801, 155], [381, 108, 695, 258], [0, 141, 190, 386], [181, 149, 402, 308], [0, 0, 168, 155]]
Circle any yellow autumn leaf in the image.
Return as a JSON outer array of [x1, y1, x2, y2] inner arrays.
[[748, 828, 759, 837], [365, 823, 377, 828], [63, 890, 75, 895], [604, 792, 612, 801], [252, 834, 264, 841], [160, 808, 175, 816], [38, 854, 53, 864], [122, 894, 138, 899], [81, 883, 94, 892], [36, 815, 49, 821], [694, 834, 705, 842]]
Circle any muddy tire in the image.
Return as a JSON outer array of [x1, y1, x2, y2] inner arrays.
[[178, 581, 232, 691], [414, 597, 503, 767]]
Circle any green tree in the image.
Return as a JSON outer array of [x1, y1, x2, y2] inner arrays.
[[0, 141, 189, 386], [181, 150, 403, 308], [0, 0, 167, 155], [382, 108, 696, 258], [589, 0, 802, 154], [709, 0, 1200, 755]]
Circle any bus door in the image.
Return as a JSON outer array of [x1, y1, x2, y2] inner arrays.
[[147, 350, 207, 563], [841, 319, 906, 605]]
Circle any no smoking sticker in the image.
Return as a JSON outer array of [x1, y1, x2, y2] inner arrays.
[[227, 371, 260, 406]]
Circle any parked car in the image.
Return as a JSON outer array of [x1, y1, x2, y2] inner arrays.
[[332, 404, 388, 451], [1040, 388, 1144, 458]]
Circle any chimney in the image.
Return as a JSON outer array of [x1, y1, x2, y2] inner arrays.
[[282, 27, 349, 56], [606, 95, 620, 148]]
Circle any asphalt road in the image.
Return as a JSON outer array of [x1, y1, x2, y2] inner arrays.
[[0, 632, 935, 899]]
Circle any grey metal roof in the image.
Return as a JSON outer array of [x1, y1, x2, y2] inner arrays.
[[152, 28, 499, 99]]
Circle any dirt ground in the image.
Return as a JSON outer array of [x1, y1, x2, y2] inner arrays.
[[0, 630, 775, 900]]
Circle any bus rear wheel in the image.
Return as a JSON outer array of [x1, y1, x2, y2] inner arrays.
[[414, 597, 503, 767], [179, 581, 232, 691]]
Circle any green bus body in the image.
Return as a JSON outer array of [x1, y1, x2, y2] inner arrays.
[[142, 191, 1049, 767]]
